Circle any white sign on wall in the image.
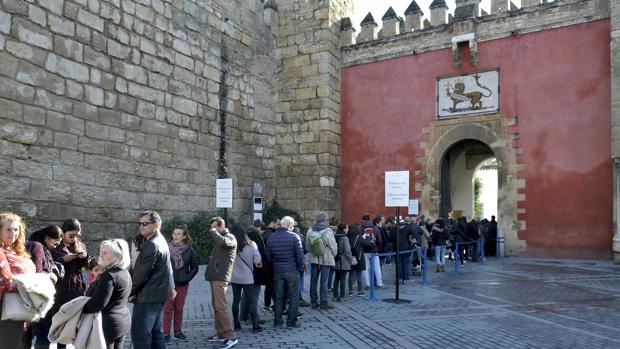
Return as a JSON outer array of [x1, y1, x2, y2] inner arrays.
[[408, 199, 419, 215], [437, 70, 499, 118], [216, 178, 233, 208], [385, 171, 409, 207]]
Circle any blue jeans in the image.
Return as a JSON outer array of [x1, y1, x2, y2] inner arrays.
[[327, 267, 335, 290], [131, 302, 165, 349], [274, 271, 299, 326], [310, 264, 330, 305], [435, 245, 446, 265]]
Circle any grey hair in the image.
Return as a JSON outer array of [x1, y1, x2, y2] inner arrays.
[[280, 216, 295, 229], [100, 239, 131, 270]]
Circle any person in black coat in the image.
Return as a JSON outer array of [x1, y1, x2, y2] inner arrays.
[[347, 224, 373, 296], [467, 218, 480, 262], [261, 218, 279, 309], [455, 217, 469, 265], [83, 239, 132, 349]]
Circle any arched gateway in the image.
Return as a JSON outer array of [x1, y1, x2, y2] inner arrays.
[[418, 115, 525, 255]]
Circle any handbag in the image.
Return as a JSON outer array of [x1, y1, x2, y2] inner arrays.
[[1, 292, 35, 321], [350, 236, 360, 266], [351, 256, 358, 266]]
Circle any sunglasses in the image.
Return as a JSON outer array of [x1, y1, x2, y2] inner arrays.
[[138, 222, 153, 227]]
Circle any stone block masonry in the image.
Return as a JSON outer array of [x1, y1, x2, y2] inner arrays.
[[274, 0, 352, 222], [0, 0, 277, 245]]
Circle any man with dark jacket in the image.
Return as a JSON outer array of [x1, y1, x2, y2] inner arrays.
[[456, 216, 469, 265], [204, 217, 238, 349], [467, 217, 480, 262], [130, 210, 172, 349], [266, 216, 304, 328]]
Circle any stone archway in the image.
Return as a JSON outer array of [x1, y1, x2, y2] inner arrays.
[[417, 115, 526, 255]]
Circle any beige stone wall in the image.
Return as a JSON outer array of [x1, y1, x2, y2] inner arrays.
[[0, 0, 277, 242], [273, 0, 352, 223]]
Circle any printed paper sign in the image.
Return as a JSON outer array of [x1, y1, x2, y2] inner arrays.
[[216, 178, 233, 208], [385, 171, 409, 207], [409, 199, 419, 215]]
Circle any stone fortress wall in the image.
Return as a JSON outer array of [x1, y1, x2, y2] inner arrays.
[[0, 0, 280, 241]]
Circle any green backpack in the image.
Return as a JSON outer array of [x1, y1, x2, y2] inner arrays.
[[308, 230, 326, 256]]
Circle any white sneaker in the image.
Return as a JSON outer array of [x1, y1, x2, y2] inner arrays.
[[220, 337, 239, 349]]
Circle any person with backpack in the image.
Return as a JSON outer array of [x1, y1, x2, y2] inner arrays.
[[332, 223, 353, 302], [306, 212, 337, 310]]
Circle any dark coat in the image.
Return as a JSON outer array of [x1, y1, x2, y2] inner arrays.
[[455, 220, 469, 242], [334, 231, 353, 271], [84, 267, 132, 344], [266, 227, 304, 273], [171, 245, 199, 286], [361, 220, 382, 252], [397, 224, 412, 252], [348, 233, 373, 271], [205, 228, 237, 282], [467, 220, 480, 240], [432, 226, 450, 246], [131, 232, 172, 303], [488, 220, 498, 239], [247, 227, 270, 285], [53, 241, 89, 306]]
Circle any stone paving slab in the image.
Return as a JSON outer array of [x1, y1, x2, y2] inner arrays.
[[123, 257, 620, 349]]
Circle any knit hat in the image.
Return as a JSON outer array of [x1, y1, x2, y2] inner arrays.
[[315, 212, 328, 223]]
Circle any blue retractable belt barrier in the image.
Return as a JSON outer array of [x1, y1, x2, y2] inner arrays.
[[366, 249, 418, 301]]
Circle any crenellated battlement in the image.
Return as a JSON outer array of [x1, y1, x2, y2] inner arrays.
[[341, 0, 610, 66]]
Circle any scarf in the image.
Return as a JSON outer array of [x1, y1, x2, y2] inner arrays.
[[169, 242, 189, 270], [312, 223, 329, 231]]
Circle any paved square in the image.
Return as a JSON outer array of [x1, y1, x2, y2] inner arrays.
[[125, 258, 620, 348]]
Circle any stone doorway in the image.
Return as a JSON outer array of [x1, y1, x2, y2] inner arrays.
[[418, 115, 525, 255], [439, 140, 495, 220]]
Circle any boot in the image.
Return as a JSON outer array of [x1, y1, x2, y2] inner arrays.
[[436, 264, 440, 273], [441, 265, 445, 272]]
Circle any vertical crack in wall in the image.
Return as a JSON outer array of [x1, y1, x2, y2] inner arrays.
[[218, 39, 229, 179]]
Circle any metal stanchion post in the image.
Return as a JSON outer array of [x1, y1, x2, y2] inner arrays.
[[422, 247, 428, 285], [497, 239, 501, 259], [480, 239, 485, 264], [454, 242, 459, 272]]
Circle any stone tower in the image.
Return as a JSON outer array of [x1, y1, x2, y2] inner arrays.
[[273, 0, 353, 222]]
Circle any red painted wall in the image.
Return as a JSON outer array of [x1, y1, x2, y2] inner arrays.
[[340, 20, 612, 254]]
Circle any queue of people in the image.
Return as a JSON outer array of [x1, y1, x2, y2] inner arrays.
[[0, 207, 498, 349], [0, 210, 199, 349]]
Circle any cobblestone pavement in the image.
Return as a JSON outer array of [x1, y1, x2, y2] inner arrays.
[[123, 257, 620, 349]]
